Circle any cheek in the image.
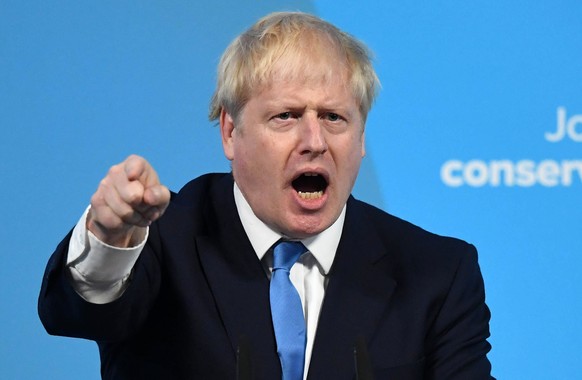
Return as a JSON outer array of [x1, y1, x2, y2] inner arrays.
[[335, 140, 364, 187], [233, 127, 294, 185], [231, 140, 255, 183], [339, 136, 365, 163], [233, 138, 275, 179]]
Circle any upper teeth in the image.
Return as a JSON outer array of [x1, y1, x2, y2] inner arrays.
[[304, 172, 318, 176]]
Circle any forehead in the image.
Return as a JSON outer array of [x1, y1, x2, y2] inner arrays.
[[242, 65, 362, 127]]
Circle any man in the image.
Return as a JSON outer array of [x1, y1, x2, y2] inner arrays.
[[39, 11, 494, 379]]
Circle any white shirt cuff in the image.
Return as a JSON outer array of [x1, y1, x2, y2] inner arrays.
[[66, 206, 148, 304]]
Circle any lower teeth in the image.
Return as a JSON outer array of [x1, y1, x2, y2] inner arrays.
[[298, 191, 323, 199]]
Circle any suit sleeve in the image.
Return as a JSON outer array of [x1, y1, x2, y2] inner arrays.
[[38, 224, 163, 343], [425, 244, 494, 379]]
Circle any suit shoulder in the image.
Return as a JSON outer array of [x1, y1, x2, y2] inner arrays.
[[349, 198, 476, 263], [155, 173, 233, 235], [170, 173, 233, 208]]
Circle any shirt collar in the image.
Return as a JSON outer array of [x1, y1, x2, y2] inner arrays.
[[233, 182, 345, 275]]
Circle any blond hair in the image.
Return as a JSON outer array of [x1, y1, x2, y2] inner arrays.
[[208, 12, 379, 122]]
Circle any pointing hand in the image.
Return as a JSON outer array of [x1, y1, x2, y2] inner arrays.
[[87, 155, 170, 247]]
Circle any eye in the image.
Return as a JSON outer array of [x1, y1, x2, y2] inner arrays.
[[324, 112, 342, 122], [275, 112, 292, 120]]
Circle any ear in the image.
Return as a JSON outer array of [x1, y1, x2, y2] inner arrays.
[[360, 131, 366, 158], [220, 109, 236, 161]]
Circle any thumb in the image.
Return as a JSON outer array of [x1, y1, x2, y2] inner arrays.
[[143, 184, 171, 208]]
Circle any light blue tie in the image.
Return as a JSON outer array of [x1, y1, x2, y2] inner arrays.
[[270, 241, 307, 380]]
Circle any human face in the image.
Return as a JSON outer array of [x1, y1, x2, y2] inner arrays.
[[220, 65, 365, 238]]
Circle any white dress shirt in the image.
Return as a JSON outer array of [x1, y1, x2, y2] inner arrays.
[[66, 182, 346, 378]]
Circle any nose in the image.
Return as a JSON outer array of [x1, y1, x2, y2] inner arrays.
[[299, 114, 328, 156]]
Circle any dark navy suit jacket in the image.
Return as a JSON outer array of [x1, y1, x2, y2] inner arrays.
[[39, 173, 493, 379]]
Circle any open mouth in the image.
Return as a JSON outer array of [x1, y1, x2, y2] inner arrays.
[[292, 172, 328, 199]]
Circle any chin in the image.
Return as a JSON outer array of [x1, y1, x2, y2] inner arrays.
[[283, 216, 331, 239]]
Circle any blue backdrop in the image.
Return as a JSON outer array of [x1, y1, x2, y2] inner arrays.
[[1, 1, 580, 378]]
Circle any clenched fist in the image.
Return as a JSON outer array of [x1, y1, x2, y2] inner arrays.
[[87, 155, 170, 248]]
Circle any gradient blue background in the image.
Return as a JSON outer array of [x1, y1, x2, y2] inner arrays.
[[1, 1, 580, 378]]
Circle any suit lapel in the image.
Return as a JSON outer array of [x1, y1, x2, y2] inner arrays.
[[193, 178, 396, 378], [195, 175, 281, 377], [308, 198, 397, 379]]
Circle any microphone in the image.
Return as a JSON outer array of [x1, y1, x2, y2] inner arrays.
[[236, 334, 252, 380], [354, 336, 375, 380]]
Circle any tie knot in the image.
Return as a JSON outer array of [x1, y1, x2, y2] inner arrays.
[[273, 241, 305, 271]]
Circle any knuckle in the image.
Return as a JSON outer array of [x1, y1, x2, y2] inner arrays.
[[126, 154, 141, 162], [107, 164, 122, 176], [124, 185, 143, 205], [118, 208, 136, 223], [90, 191, 105, 207], [99, 177, 110, 189]]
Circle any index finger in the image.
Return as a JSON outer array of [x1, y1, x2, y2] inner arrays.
[[123, 154, 160, 188]]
